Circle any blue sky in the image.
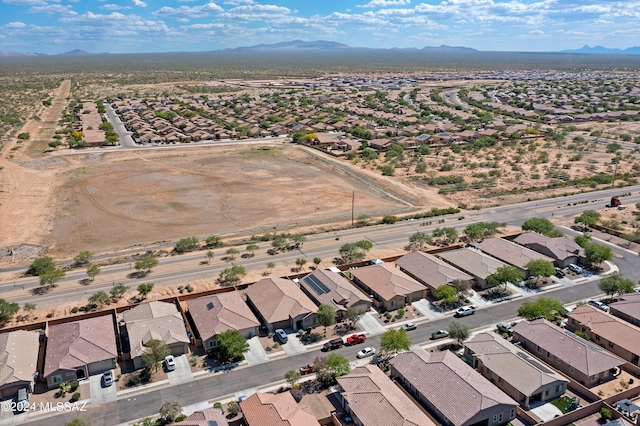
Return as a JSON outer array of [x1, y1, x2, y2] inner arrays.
[[1, 0, 639, 54]]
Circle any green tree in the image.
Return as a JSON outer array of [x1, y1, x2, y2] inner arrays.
[[317, 303, 337, 335], [345, 307, 364, 328], [206, 250, 214, 264], [40, 268, 65, 288], [487, 265, 524, 292], [290, 234, 306, 248], [266, 261, 275, 274], [219, 265, 246, 285], [73, 251, 93, 266], [86, 264, 100, 282], [525, 259, 555, 286], [575, 234, 592, 247], [463, 222, 505, 242], [599, 273, 636, 299], [295, 258, 307, 271], [575, 210, 601, 227], [518, 297, 566, 320], [285, 369, 302, 386], [27, 256, 55, 276], [225, 248, 240, 261], [381, 215, 398, 224], [0, 299, 20, 323], [448, 320, 470, 345], [205, 235, 224, 248], [17, 132, 30, 140], [135, 257, 158, 273], [408, 231, 433, 249], [214, 329, 250, 362], [432, 227, 458, 244], [88, 291, 110, 309], [326, 353, 351, 377], [380, 329, 412, 354], [436, 285, 459, 304], [23, 302, 36, 320], [451, 279, 472, 297], [142, 339, 170, 372], [522, 217, 563, 237], [584, 243, 613, 269], [246, 243, 259, 257], [159, 400, 182, 423], [338, 243, 366, 263], [313, 257, 322, 269], [110, 283, 129, 300], [355, 240, 373, 252], [175, 236, 199, 254], [137, 282, 154, 300]]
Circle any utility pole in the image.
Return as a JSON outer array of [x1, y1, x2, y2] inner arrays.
[[351, 191, 355, 227], [611, 162, 618, 188]]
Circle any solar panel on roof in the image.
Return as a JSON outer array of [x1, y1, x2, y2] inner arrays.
[[206, 302, 214, 311], [304, 274, 331, 295]]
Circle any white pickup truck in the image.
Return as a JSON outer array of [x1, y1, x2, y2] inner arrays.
[[455, 306, 476, 317]]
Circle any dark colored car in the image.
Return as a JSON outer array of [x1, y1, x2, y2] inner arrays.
[[430, 330, 449, 340]]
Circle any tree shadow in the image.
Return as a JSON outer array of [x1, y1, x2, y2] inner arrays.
[[79, 278, 92, 286], [30, 286, 49, 295], [127, 271, 147, 279]]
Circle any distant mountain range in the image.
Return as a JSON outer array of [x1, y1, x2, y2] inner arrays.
[[561, 45, 640, 54], [0, 49, 92, 57]]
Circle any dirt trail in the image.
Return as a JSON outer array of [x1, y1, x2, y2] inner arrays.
[[0, 80, 71, 253]]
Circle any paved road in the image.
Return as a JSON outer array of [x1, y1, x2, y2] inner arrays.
[[104, 104, 135, 148], [4, 184, 640, 307], [29, 275, 620, 426]]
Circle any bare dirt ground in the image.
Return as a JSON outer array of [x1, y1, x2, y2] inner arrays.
[[0, 80, 71, 258], [46, 145, 410, 257]]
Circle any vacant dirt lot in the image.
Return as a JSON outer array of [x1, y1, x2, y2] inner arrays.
[[47, 145, 408, 256]]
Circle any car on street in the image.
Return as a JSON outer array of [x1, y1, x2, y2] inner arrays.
[[455, 306, 476, 317], [357, 347, 376, 359], [555, 267, 565, 278], [588, 300, 610, 313], [401, 322, 417, 331], [102, 370, 114, 387], [274, 329, 288, 344], [164, 355, 176, 371], [430, 330, 449, 340], [299, 364, 314, 375]]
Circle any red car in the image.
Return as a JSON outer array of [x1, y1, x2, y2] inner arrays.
[[299, 364, 314, 375], [345, 333, 366, 345]]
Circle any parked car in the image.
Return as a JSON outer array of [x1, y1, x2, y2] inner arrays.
[[496, 322, 517, 335], [430, 330, 449, 340], [274, 329, 288, 344], [102, 370, 114, 387], [455, 306, 476, 317], [299, 364, 314, 375], [164, 355, 176, 371], [16, 388, 29, 412], [568, 264, 583, 274], [323, 338, 344, 351], [401, 322, 417, 331], [555, 267, 565, 278], [345, 334, 367, 345], [588, 300, 610, 313], [357, 347, 376, 359]]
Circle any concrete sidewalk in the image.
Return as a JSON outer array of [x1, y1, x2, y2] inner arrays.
[[357, 312, 386, 335]]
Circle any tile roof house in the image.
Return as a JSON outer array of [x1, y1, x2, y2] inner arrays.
[[567, 304, 640, 366], [477, 238, 554, 277], [437, 247, 509, 288], [45, 315, 118, 388], [299, 269, 372, 319], [186, 292, 260, 351], [244, 278, 317, 332], [513, 232, 585, 268], [0, 330, 40, 397], [608, 293, 640, 327], [464, 332, 568, 408], [172, 407, 228, 426], [395, 251, 473, 296], [239, 391, 321, 426], [349, 263, 427, 311], [336, 364, 436, 426], [118, 301, 190, 369], [512, 319, 625, 387], [390, 349, 517, 426]]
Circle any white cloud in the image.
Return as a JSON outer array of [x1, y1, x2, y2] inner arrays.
[[530, 29, 545, 35], [5, 21, 27, 28], [132, 0, 146, 7], [29, 4, 76, 15], [152, 2, 223, 19], [357, 0, 410, 8], [224, 0, 253, 4], [100, 4, 130, 10]]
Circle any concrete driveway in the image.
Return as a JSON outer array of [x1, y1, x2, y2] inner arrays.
[[89, 372, 117, 405], [281, 334, 306, 356], [166, 355, 193, 385], [529, 401, 562, 421], [244, 337, 269, 365]]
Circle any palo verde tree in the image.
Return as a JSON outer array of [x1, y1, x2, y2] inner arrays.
[[486, 265, 524, 293], [448, 320, 470, 345], [463, 221, 505, 242], [408, 231, 432, 249], [432, 227, 458, 245], [522, 217, 563, 237], [88, 291, 110, 309], [137, 283, 154, 300], [142, 339, 170, 372], [219, 265, 246, 285], [175, 236, 199, 254], [599, 273, 636, 300], [73, 251, 93, 266], [317, 303, 337, 335], [380, 329, 412, 354], [86, 264, 100, 282], [525, 259, 555, 287], [135, 257, 159, 274], [518, 297, 566, 321], [574, 210, 601, 228], [110, 283, 129, 300], [205, 235, 224, 248], [0, 299, 20, 323]]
